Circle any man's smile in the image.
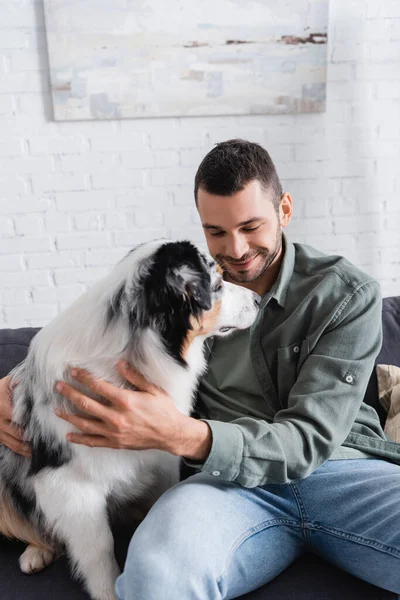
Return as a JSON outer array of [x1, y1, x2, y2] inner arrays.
[[227, 254, 259, 271]]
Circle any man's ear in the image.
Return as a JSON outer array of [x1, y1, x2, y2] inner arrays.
[[166, 267, 212, 311], [279, 192, 293, 228]]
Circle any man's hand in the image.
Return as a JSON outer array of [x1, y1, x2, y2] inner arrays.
[[54, 361, 212, 461], [0, 376, 31, 457]]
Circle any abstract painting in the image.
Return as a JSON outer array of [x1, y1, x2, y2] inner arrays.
[[43, 0, 329, 121]]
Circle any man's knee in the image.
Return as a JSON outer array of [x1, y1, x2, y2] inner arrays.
[[123, 473, 236, 572], [128, 475, 220, 546], [116, 482, 222, 600]]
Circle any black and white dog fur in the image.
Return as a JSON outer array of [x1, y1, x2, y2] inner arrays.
[[0, 239, 259, 600]]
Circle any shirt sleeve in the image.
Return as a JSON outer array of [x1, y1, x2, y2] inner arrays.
[[183, 281, 383, 487]]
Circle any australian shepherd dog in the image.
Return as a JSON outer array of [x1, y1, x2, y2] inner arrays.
[[0, 239, 259, 600]]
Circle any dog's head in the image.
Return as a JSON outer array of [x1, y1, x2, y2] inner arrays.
[[108, 240, 259, 366]]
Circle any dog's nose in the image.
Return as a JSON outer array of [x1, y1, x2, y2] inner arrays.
[[252, 292, 261, 308]]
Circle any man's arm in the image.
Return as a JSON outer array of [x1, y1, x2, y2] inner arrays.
[[181, 281, 383, 487], [0, 376, 32, 457], [173, 417, 212, 461]]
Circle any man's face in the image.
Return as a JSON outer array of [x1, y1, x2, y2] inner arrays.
[[197, 179, 292, 285]]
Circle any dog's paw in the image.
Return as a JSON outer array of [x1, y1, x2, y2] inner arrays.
[[19, 544, 56, 574]]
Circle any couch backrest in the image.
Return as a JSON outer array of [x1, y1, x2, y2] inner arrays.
[[0, 328, 39, 379], [0, 295, 399, 427]]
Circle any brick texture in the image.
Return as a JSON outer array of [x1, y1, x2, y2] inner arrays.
[[0, 0, 399, 326]]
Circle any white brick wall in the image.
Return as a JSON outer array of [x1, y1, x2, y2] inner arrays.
[[0, 0, 399, 327]]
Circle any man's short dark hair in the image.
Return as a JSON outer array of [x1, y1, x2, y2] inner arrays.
[[194, 139, 283, 210]]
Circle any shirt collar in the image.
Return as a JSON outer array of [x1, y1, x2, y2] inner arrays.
[[260, 232, 295, 309]]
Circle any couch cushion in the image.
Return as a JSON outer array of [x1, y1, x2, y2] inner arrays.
[[240, 553, 399, 599], [0, 539, 397, 600], [0, 526, 134, 600]]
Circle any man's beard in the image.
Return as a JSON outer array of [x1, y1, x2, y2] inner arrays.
[[217, 229, 282, 284]]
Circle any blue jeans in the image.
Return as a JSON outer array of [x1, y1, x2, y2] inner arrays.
[[115, 459, 400, 599]]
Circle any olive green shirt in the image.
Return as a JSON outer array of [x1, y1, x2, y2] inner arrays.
[[201, 327, 373, 462], [184, 235, 400, 488]]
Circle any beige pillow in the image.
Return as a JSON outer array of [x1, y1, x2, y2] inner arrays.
[[376, 364, 400, 443]]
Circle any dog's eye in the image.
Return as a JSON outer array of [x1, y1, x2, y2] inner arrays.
[[211, 281, 223, 293]]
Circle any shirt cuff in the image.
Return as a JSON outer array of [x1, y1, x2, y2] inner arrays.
[[183, 419, 243, 481]]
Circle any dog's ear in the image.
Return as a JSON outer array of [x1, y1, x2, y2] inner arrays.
[[166, 266, 212, 312]]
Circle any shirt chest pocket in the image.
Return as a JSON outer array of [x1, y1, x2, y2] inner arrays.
[[276, 340, 309, 404]]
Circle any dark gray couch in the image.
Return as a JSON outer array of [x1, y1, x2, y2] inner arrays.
[[0, 296, 399, 599]]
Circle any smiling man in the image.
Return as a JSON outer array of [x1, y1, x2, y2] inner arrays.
[[199, 178, 287, 296], [1, 139, 400, 599]]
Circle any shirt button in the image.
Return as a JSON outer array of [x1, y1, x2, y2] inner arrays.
[[293, 346, 300, 354], [212, 471, 221, 477], [345, 375, 354, 383]]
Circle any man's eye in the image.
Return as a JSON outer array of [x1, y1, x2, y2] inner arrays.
[[209, 231, 225, 237], [242, 226, 260, 233]]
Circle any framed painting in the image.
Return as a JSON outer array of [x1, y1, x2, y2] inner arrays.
[[44, 0, 329, 120]]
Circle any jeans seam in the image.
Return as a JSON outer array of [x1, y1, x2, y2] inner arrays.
[[307, 522, 400, 558], [216, 518, 301, 591], [289, 483, 314, 549]]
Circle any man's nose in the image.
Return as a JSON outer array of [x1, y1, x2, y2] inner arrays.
[[226, 235, 249, 259]]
